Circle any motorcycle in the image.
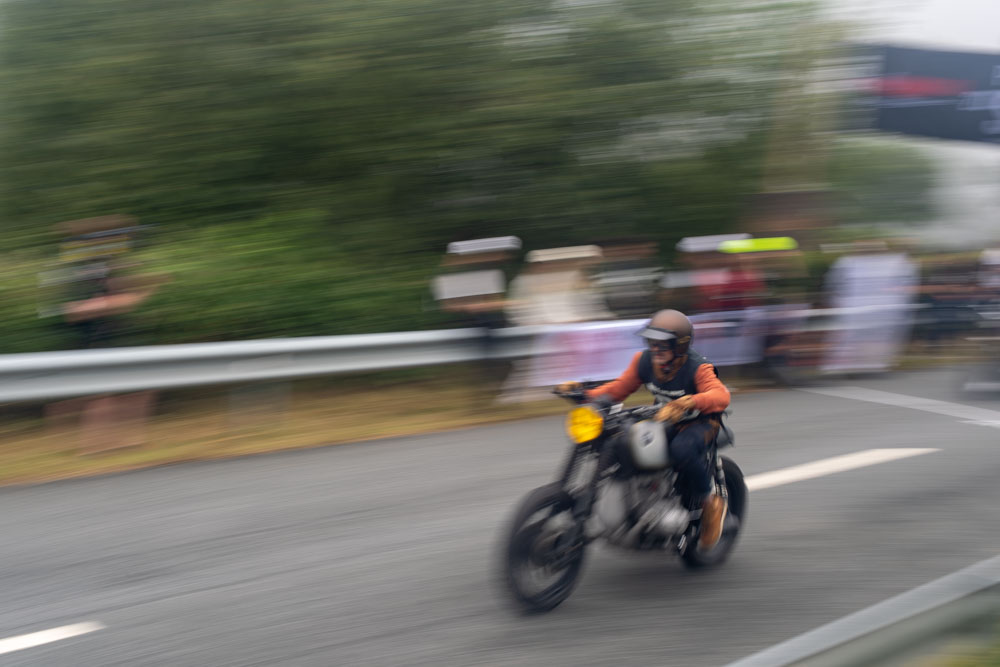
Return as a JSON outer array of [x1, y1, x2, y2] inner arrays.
[[500, 382, 748, 613]]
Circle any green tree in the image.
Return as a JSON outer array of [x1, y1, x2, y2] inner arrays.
[[828, 136, 938, 224], [0, 0, 919, 349]]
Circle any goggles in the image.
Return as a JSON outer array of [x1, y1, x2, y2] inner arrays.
[[646, 340, 677, 354], [638, 325, 688, 354]]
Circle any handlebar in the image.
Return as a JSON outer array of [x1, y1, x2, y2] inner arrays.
[[551, 386, 659, 419], [551, 387, 588, 405], [552, 380, 605, 405], [552, 381, 709, 427], [550, 389, 700, 428]]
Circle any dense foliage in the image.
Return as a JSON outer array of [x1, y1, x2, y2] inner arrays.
[[0, 0, 935, 350]]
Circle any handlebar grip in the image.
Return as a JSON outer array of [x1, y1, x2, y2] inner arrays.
[[580, 380, 613, 390], [551, 388, 586, 404]]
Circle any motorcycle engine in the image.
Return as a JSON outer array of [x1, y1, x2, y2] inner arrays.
[[594, 480, 628, 532], [646, 497, 691, 536], [594, 475, 691, 542]]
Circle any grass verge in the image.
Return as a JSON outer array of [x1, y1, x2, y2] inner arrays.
[[0, 350, 979, 488], [0, 364, 590, 486]]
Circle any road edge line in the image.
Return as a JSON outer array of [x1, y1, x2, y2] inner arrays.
[[724, 554, 1000, 667]]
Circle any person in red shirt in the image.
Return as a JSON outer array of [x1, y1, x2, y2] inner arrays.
[[695, 255, 768, 312], [558, 309, 730, 550]]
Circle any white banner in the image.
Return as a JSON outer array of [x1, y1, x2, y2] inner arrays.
[[526, 320, 646, 387], [524, 312, 772, 387], [687, 309, 769, 367], [820, 253, 918, 372]]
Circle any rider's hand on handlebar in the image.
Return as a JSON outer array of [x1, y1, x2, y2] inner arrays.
[[655, 395, 696, 423], [554, 381, 583, 396]]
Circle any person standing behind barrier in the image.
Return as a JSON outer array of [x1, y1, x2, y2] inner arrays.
[[695, 252, 769, 313], [504, 246, 613, 326], [44, 216, 169, 455], [499, 246, 614, 402], [590, 237, 663, 319], [820, 240, 918, 374], [431, 236, 520, 390]]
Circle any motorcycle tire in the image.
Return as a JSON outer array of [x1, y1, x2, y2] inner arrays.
[[501, 482, 586, 613]]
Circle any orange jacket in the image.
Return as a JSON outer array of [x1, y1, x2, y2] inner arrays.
[[585, 351, 730, 414]]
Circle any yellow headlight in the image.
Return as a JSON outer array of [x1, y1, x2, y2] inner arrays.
[[566, 406, 604, 444]]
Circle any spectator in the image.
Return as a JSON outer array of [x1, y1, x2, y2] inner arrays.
[[44, 216, 169, 455]]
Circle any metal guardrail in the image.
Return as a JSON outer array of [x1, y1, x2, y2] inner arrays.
[[0, 304, 933, 403], [0, 328, 535, 403]]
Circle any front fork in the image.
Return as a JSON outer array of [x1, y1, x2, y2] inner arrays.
[[555, 439, 613, 550], [714, 449, 729, 502]]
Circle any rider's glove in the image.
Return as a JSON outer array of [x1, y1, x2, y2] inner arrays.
[[555, 381, 583, 395], [655, 395, 696, 423]]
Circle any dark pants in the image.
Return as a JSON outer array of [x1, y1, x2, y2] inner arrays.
[[668, 418, 720, 502]]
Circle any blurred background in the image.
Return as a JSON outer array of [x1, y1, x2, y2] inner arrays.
[[0, 0, 997, 456], [0, 2, 1000, 665], [0, 0, 993, 354]]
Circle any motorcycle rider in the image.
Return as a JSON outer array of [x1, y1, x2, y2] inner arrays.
[[557, 309, 731, 550]]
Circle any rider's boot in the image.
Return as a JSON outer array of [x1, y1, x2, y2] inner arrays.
[[699, 493, 728, 550]]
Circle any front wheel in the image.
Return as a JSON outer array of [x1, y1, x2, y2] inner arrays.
[[681, 456, 748, 569], [501, 482, 587, 613]]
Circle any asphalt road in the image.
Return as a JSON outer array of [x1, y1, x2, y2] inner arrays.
[[1, 366, 999, 666]]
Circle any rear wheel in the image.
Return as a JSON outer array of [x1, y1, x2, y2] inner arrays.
[[501, 483, 587, 613], [681, 456, 747, 569]]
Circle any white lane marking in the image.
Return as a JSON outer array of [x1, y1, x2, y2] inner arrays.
[[745, 448, 939, 491], [802, 386, 1000, 424], [725, 553, 1000, 667], [0, 622, 105, 656]]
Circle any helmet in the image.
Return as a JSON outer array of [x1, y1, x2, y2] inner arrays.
[[638, 309, 693, 358]]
